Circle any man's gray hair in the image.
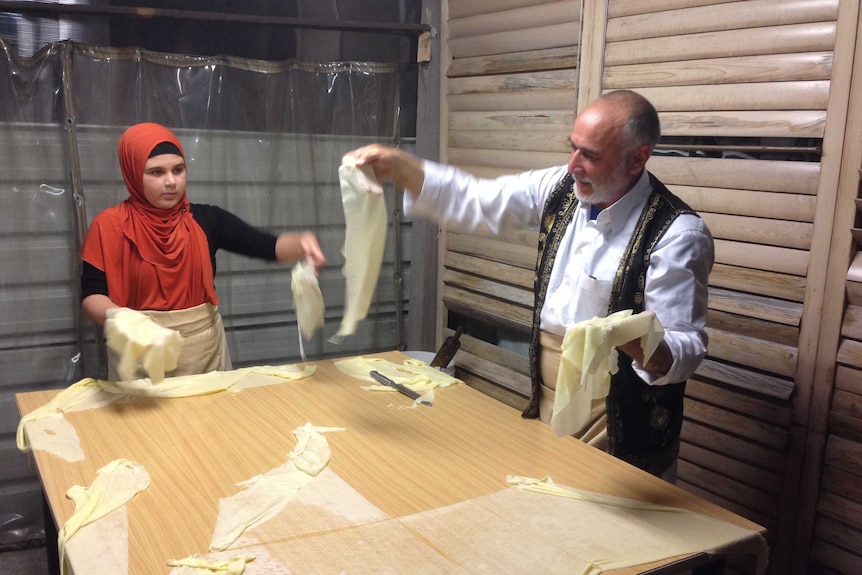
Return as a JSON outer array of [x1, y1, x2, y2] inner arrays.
[[599, 90, 661, 151]]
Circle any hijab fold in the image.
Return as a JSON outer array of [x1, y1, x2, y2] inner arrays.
[[82, 123, 218, 310]]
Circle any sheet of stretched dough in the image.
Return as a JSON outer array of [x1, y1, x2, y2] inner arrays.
[[332, 158, 387, 341], [104, 307, 183, 382], [18, 366, 315, 456], [553, 309, 664, 437], [17, 378, 122, 451], [400, 490, 592, 574], [25, 414, 84, 462], [59, 459, 150, 575], [291, 260, 325, 340], [228, 467, 389, 549], [215, 520, 461, 574], [402, 479, 767, 575], [210, 424, 343, 552], [64, 507, 128, 575], [334, 356, 461, 392]]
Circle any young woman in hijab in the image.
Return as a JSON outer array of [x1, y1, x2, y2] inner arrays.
[[80, 122, 326, 379]]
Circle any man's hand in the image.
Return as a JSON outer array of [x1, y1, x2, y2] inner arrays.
[[346, 145, 425, 195]]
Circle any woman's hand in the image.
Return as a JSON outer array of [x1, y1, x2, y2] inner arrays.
[[276, 231, 326, 273]]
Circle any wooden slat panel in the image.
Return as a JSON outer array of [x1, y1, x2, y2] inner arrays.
[[706, 328, 798, 378], [444, 252, 534, 289], [671, 186, 817, 222], [817, 491, 862, 531], [449, 129, 571, 153], [651, 156, 820, 195], [708, 287, 803, 327], [832, 389, 862, 426], [454, 330, 530, 376], [842, 305, 862, 340], [837, 338, 862, 369], [448, 232, 537, 268], [607, 0, 838, 43], [684, 398, 787, 450], [824, 435, 862, 476], [448, 90, 577, 112], [677, 459, 777, 516], [849, 252, 862, 282], [707, 309, 798, 348], [454, 348, 532, 396], [448, 0, 560, 20], [448, 70, 577, 95], [604, 22, 837, 67], [660, 110, 826, 139], [835, 364, 862, 395], [676, 458, 778, 517], [810, 539, 862, 575], [814, 515, 862, 559], [714, 239, 808, 276], [693, 360, 794, 401], [609, 0, 765, 19], [828, 412, 862, 444], [447, 46, 579, 77], [604, 53, 834, 89], [635, 81, 830, 111], [450, 110, 575, 132], [849, 280, 862, 307], [449, 22, 579, 59], [676, 477, 775, 535], [443, 286, 533, 332], [449, 0, 579, 39], [457, 371, 530, 411], [686, 379, 792, 427], [701, 213, 813, 249], [821, 464, 862, 503], [709, 263, 806, 303], [682, 419, 786, 471], [679, 442, 783, 494], [445, 147, 569, 171], [443, 269, 534, 307]]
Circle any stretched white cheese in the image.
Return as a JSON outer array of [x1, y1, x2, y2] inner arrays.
[[331, 155, 387, 342]]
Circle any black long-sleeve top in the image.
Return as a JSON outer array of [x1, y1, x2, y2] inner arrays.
[[81, 203, 278, 301]]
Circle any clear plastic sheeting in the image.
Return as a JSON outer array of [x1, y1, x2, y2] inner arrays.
[[0, 38, 407, 547]]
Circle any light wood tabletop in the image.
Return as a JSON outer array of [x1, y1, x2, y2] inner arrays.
[[17, 350, 766, 574]]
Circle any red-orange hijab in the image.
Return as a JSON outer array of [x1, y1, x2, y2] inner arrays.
[[81, 123, 219, 310]]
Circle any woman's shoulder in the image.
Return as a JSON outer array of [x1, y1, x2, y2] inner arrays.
[[88, 203, 126, 230]]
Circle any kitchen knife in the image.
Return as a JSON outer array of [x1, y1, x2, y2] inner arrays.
[[370, 370, 431, 406]]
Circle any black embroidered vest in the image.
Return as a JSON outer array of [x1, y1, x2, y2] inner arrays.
[[523, 172, 699, 476]]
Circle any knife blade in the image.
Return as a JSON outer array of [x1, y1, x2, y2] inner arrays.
[[369, 370, 431, 406]]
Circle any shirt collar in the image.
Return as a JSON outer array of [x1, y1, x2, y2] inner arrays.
[[591, 170, 651, 233]]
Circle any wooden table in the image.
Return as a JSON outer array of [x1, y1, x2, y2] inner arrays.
[[17, 351, 766, 574]]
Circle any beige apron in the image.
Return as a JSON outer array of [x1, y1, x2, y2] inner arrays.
[[108, 303, 231, 381], [539, 331, 608, 450]]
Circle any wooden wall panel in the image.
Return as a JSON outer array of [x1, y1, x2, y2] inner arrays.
[[440, 0, 578, 404], [580, 0, 846, 573]]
